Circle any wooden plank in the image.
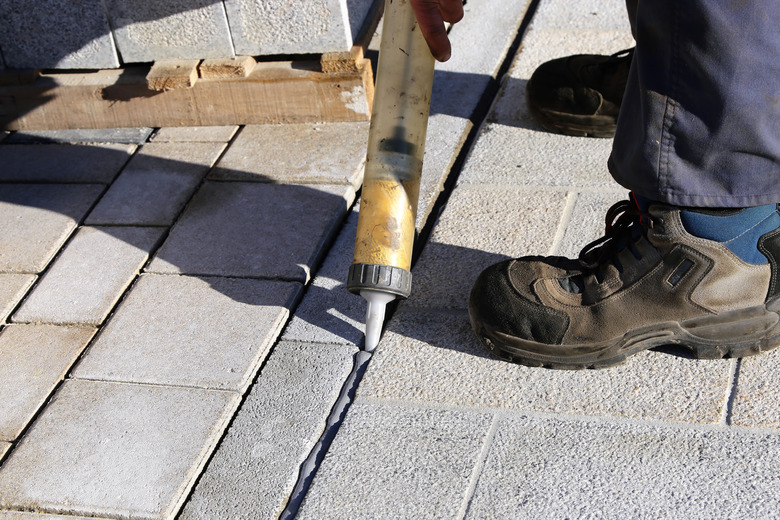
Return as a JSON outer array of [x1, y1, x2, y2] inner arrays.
[[199, 56, 257, 79], [146, 60, 200, 91], [0, 58, 374, 130]]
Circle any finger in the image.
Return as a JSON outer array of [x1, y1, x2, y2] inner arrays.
[[437, 0, 464, 24], [410, 1, 452, 61]]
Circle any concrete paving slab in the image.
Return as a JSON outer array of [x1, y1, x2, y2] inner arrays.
[[13, 226, 164, 325], [283, 209, 366, 346], [5, 128, 153, 145], [0, 379, 239, 520], [151, 126, 239, 143], [147, 182, 354, 282], [0, 513, 98, 520], [489, 28, 635, 126], [529, 0, 631, 32], [359, 310, 733, 424], [209, 123, 369, 188], [0, 144, 135, 183], [0, 443, 9, 461], [456, 122, 617, 188], [296, 401, 493, 519], [105, 0, 235, 63], [465, 414, 780, 519], [0, 275, 35, 323], [73, 274, 301, 391], [0, 0, 119, 69], [180, 341, 357, 520], [406, 187, 568, 309], [553, 188, 627, 258], [0, 324, 95, 441], [85, 142, 226, 226], [729, 351, 780, 429], [225, 0, 355, 56], [0, 184, 104, 273]]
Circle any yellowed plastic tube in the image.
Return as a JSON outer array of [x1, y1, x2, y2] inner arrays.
[[347, 0, 435, 351]]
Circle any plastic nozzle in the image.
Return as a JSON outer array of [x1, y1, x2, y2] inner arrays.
[[361, 290, 397, 352]]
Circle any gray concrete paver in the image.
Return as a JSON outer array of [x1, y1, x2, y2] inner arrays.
[[730, 352, 780, 429], [0, 324, 96, 441], [180, 341, 357, 520], [0, 443, 9, 461], [0, 184, 104, 273], [465, 414, 780, 519], [12, 226, 164, 325], [0, 379, 239, 520], [0, 144, 135, 183], [407, 186, 568, 309], [209, 123, 369, 188], [85, 142, 226, 226], [296, 401, 493, 520], [146, 182, 353, 282], [5, 128, 153, 145], [73, 274, 302, 391], [359, 310, 733, 424], [530, 0, 631, 31], [0, 275, 35, 323], [150, 126, 238, 143], [0, 513, 99, 520]]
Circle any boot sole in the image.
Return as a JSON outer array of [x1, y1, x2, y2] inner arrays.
[[469, 300, 780, 369], [527, 103, 617, 139]]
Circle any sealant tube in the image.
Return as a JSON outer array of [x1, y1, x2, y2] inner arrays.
[[347, 0, 436, 349]]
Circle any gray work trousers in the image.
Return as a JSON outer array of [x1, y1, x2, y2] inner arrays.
[[609, 0, 780, 207]]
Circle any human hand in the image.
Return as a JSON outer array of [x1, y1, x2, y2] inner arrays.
[[408, 0, 464, 62]]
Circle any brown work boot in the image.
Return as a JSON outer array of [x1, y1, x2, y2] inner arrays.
[[526, 48, 633, 138], [468, 195, 780, 369]]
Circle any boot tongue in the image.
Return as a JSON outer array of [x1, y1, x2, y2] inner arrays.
[[631, 192, 651, 213]]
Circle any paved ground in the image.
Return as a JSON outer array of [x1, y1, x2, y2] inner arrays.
[[2, 0, 780, 518]]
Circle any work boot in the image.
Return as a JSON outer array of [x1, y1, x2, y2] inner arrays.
[[526, 48, 633, 138], [468, 195, 780, 369]]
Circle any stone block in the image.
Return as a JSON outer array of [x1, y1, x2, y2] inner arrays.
[[465, 414, 780, 519], [0, 274, 35, 323], [0, 0, 119, 69], [729, 350, 780, 429], [147, 182, 353, 282], [85, 142, 226, 226], [13, 226, 165, 325], [180, 341, 357, 519], [0, 443, 9, 460], [0, 184, 104, 273], [456, 122, 617, 188], [0, 379, 239, 519], [359, 310, 734, 424], [5, 128, 153, 145], [553, 189, 626, 258], [0, 513, 96, 520], [225, 0, 359, 56], [0, 324, 95, 441], [73, 275, 301, 391], [105, 0, 234, 63], [406, 187, 568, 309], [529, 0, 632, 31], [150, 126, 239, 143], [0, 144, 135, 183], [297, 402, 492, 519], [209, 123, 369, 188]]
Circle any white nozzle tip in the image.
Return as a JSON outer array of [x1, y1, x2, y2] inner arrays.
[[361, 290, 397, 352]]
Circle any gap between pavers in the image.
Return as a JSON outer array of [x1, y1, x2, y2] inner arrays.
[[150, 126, 238, 143], [0, 275, 35, 324], [463, 413, 780, 519], [729, 351, 780, 429], [0, 324, 96, 442], [295, 401, 494, 520], [5, 128, 153, 145], [179, 341, 358, 520], [0, 379, 240, 520]]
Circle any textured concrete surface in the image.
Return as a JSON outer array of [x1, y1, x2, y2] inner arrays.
[[209, 123, 369, 188], [0, 144, 135, 183], [465, 415, 780, 519], [297, 402, 493, 519], [147, 182, 353, 281], [105, 0, 235, 62], [6, 128, 153, 145], [180, 341, 357, 519], [0, 0, 119, 69], [0, 325, 95, 441], [85, 142, 226, 226], [0, 513, 97, 520], [150, 126, 238, 143], [73, 275, 301, 391], [0, 444, 8, 462], [0, 379, 239, 519], [12, 227, 164, 325], [0, 184, 104, 273], [0, 275, 35, 323], [730, 352, 780, 429]]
